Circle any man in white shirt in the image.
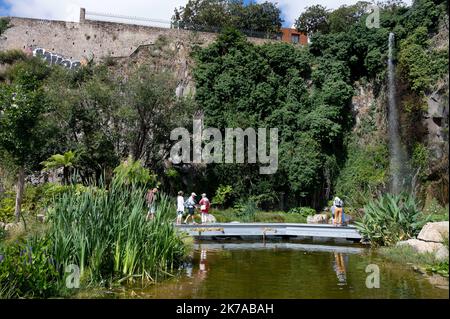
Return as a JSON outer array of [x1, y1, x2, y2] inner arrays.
[[176, 191, 185, 225]]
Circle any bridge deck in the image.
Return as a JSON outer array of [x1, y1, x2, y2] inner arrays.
[[176, 223, 362, 241]]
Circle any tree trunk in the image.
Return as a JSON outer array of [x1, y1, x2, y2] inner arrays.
[[15, 166, 25, 223]]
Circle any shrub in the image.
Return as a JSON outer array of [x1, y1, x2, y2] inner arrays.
[[0, 50, 27, 64], [113, 157, 157, 188], [355, 193, 429, 246], [212, 185, 233, 207], [234, 200, 257, 222], [0, 192, 14, 223], [0, 236, 60, 298], [288, 207, 316, 217]]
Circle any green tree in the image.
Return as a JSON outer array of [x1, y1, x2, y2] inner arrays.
[[295, 5, 330, 34], [173, 0, 282, 34], [41, 150, 77, 185], [0, 59, 53, 222]]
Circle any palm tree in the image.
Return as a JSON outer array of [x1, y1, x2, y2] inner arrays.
[[41, 151, 76, 184]]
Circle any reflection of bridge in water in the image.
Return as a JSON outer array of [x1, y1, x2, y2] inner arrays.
[[176, 223, 362, 242]]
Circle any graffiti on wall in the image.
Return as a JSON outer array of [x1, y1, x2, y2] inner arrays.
[[32, 48, 82, 70]]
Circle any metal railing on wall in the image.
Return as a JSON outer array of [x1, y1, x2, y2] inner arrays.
[[84, 9, 282, 40], [85, 10, 172, 28]]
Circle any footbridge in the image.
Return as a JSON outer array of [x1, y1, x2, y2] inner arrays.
[[176, 223, 362, 242]]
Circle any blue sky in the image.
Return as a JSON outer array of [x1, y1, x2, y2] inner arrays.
[[0, 1, 412, 27]]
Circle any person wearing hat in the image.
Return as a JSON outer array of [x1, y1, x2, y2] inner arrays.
[[184, 192, 197, 224], [176, 191, 185, 225], [199, 193, 211, 224], [331, 197, 345, 226]]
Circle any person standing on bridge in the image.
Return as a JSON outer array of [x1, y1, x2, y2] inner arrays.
[[184, 192, 197, 224], [331, 197, 345, 226], [199, 193, 211, 224], [176, 191, 185, 225]]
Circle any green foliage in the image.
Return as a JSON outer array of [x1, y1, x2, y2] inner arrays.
[[335, 140, 389, 208], [41, 151, 76, 171], [173, 0, 283, 34], [423, 198, 449, 222], [41, 150, 77, 184], [0, 236, 60, 298], [411, 143, 429, 178], [233, 199, 257, 222], [0, 50, 27, 65], [398, 3, 449, 93], [355, 193, 429, 246], [0, 18, 9, 35], [193, 28, 352, 206], [47, 175, 186, 285], [113, 157, 157, 188], [0, 227, 5, 241], [288, 206, 316, 217], [212, 185, 233, 207], [427, 262, 449, 277], [0, 191, 14, 223], [0, 58, 53, 169], [295, 4, 330, 34]]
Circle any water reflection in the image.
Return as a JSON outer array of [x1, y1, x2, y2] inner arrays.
[[333, 252, 348, 286], [101, 242, 448, 299], [198, 249, 208, 280]]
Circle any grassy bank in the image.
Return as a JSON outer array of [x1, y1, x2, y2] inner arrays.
[[379, 245, 449, 277]]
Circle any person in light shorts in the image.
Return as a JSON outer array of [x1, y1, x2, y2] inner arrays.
[[176, 191, 185, 225]]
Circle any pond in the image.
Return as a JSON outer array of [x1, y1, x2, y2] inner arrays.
[[89, 241, 449, 299]]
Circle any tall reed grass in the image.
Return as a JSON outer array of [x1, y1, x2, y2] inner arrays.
[[47, 177, 187, 286]]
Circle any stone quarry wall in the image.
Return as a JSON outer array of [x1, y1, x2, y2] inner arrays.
[[0, 17, 271, 64]]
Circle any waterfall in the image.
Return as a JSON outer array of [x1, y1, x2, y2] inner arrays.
[[387, 32, 405, 194]]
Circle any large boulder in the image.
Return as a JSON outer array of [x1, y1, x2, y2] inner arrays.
[[435, 245, 449, 262], [397, 238, 444, 254], [307, 214, 329, 224], [418, 221, 449, 243], [0, 222, 5, 229]]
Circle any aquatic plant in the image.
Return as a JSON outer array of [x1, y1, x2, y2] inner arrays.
[[47, 175, 187, 285]]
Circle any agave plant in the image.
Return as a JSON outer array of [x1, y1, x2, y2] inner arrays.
[[354, 193, 430, 246]]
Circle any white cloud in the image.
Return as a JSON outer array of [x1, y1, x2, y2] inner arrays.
[[3, 0, 413, 27], [4, 0, 188, 26]]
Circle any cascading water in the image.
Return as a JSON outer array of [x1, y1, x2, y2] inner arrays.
[[387, 32, 406, 194]]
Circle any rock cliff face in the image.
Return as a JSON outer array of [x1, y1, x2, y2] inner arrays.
[[350, 21, 449, 205], [420, 21, 449, 205]]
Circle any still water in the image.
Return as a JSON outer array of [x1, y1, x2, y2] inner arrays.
[[98, 242, 448, 299]]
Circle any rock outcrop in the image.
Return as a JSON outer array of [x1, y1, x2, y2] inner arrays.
[[418, 221, 449, 243], [307, 214, 328, 224], [397, 221, 449, 262]]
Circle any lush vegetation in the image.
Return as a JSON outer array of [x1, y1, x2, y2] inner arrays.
[[354, 193, 429, 246], [0, 0, 449, 297], [380, 244, 448, 277], [172, 0, 282, 35], [0, 161, 189, 298]]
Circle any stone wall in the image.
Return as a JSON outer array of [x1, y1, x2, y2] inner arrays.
[[0, 16, 272, 64]]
